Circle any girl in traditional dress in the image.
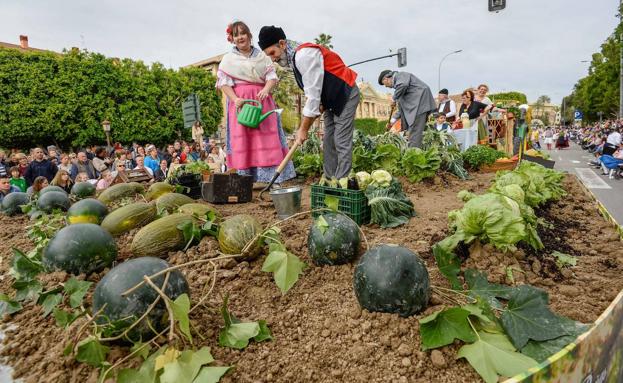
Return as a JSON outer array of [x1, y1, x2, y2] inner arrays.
[[216, 21, 295, 184]]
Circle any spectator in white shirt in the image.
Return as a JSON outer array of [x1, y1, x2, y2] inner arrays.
[[604, 128, 622, 155], [437, 89, 456, 123], [134, 156, 154, 177]]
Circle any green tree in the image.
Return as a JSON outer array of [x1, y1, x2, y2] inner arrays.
[[314, 33, 334, 49], [0, 48, 222, 149], [536, 95, 551, 104]]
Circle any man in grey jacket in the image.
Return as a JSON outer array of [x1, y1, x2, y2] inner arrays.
[[379, 70, 436, 148]]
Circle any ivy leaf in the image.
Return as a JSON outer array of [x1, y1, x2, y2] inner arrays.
[[63, 277, 93, 308], [457, 332, 539, 383], [419, 307, 477, 350], [53, 308, 81, 328], [551, 251, 577, 269], [10, 248, 44, 281], [500, 285, 570, 349], [130, 341, 152, 361], [0, 293, 22, 315], [316, 215, 329, 235], [194, 366, 232, 383], [465, 269, 514, 309], [262, 243, 306, 294], [219, 295, 272, 349], [117, 347, 164, 383], [520, 319, 590, 362], [324, 195, 339, 212], [12, 279, 43, 302], [40, 293, 63, 317], [75, 337, 110, 367], [262, 226, 282, 246], [432, 243, 462, 290], [160, 347, 217, 383], [170, 293, 193, 344]]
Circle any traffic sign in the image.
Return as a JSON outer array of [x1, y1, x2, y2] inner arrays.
[[574, 110, 583, 120]]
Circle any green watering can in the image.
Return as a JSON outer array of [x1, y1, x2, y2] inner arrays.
[[237, 99, 283, 129]]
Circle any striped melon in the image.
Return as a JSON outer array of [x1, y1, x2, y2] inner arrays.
[[155, 193, 194, 214], [145, 182, 175, 201], [131, 213, 195, 257], [178, 203, 219, 218], [98, 182, 144, 205]]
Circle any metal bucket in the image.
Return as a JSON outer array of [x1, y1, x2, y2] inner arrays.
[[269, 187, 302, 219]]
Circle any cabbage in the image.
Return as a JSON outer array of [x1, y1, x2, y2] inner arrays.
[[365, 178, 415, 228], [356, 171, 372, 189], [370, 170, 392, 188]]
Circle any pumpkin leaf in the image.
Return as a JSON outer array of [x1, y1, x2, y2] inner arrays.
[[324, 195, 339, 212], [194, 366, 232, 383], [75, 337, 110, 367], [10, 248, 44, 281], [40, 293, 63, 317], [63, 277, 93, 308], [465, 269, 514, 309], [500, 285, 571, 349], [0, 293, 22, 315], [457, 332, 539, 383], [262, 243, 306, 294], [219, 295, 271, 349], [170, 293, 193, 344], [12, 279, 43, 302], [432, 243, 462, 290], [419, 307, 477, 350], [520, 320, 589, 362]]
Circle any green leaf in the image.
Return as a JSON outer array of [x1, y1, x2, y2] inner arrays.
[[432, 243, 462, 290], [75, 337, 110, 367], [500, 285, 571, 349], [0, 293, 22, 315], [219, 296, 271, 350], [10, 248, 44, 281], [171, 294, 193, 344], [262, 243, 306, 294], [53, 308, 80, 328], [41, 293, 63, 317], [316, 215, 329, 235], [461, 304, 492, 324], [63, 277, 93, 308], [63, 342, 73, 356], [194, 366, 231, 383], [419, 307, 477, 350], [160, 347, 216, 383], [130, 341, 152, 361], [551, 251, 577, 269], [117, 347, 165, 383], [457, 332, 539, 383], [465, 269, 514, 309], [12, 279, 43, 302], [178, 221, 195, 245], [254, 320, 273, 343], [520, 319, 590, 362], [324, 195, 339, 212], [262, 226, 282, 246]]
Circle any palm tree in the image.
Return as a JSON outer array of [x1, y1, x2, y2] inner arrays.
[[314, 33, 333, 49]]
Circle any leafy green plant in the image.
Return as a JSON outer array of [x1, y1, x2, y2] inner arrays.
[[374, 144, 402, 174], [292, 152, 323, 178], [461, 145, 507, 170], [364, 178, 415, 228], [400, 147, 441, 182], [218, 295, 272, 349]]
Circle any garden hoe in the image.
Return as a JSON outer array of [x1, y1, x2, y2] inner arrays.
[[258, 140, 300, 201]]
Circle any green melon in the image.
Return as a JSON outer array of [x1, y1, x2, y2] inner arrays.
[[92, 257, 189, 342], [67, 198, 109, 224], [39, 185, 68, 196], [178, 203, 219, 218], [1, 192, 30, 216], [71, 182, 96, 199], [101, 202, 157, 236], [308, 212, 360, 266], [43, 223, 117, 274], [98, 182, 144, 205], [155, 193, 194, 214], [145, 182, 175, 201], [353, 245, 430, 317], [37, 191, 71, 212], [217, 214, 263, 260], [131, 213, 195, 257]]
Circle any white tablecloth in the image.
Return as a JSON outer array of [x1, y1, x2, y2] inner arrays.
[[450, 127, 478, 152]]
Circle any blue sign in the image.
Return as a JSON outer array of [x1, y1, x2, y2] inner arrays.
[[574, 110, 583, 120]]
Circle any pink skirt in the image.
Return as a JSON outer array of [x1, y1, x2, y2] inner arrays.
[[226, 83, 288, 170]]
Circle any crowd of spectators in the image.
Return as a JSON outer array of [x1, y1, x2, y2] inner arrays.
[[0, 139, 227, 202], [576, 120, 623, 179]]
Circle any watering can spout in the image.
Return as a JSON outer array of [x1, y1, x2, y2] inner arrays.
[[259, 108, 283, 123]]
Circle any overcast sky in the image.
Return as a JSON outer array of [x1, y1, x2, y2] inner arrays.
[[1, 0, 619, 104]]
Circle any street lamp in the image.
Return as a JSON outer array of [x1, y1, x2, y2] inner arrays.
[[438, 50, 462, 92], [101, 120, 111, 148]]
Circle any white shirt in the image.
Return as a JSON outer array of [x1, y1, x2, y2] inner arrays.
[[438, 99, 457, 118], [606, 131, 622, 146], [294, 47, 324, 118]]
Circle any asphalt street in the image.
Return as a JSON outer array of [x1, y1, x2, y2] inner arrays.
[[548, 142, 623, 226]]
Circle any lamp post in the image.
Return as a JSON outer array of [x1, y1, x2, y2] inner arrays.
[[438, 50, 462, 91], [101, 120, 111, 149]]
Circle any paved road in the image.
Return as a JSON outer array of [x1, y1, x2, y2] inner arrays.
[[547, 142, 623, 226]]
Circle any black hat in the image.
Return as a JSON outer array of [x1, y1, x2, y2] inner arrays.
[[439, 88, 449, 95], [378, 70, 393, 85], [258, 26, 286, 50]]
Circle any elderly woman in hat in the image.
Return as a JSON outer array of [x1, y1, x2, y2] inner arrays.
[[217, 21, 294, 184]]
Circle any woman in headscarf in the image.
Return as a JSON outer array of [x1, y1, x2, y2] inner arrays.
[[216, 21, 295, 184]]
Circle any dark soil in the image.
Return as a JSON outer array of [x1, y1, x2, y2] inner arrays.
[[0, 174, 622, 383]]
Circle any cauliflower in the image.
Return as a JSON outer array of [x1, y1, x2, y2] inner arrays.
[[355, 171, 372, 189]]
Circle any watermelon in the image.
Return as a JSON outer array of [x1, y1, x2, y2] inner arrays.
[[28, 209, 45, 220], [353, 245, 430, 317], [101, 202, 157, 236], [1, 192, 30, 216], [43, 223, 117, 274], [39, 185, 68, 196], [155, 193, 194, 214], [37, 191, 71, 212], [218, 214, 263, 260], [308, 212, 360, 266], [67, 198, 109, 224], [71, 182, 96, 199], [92, 257, 189, 342]]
